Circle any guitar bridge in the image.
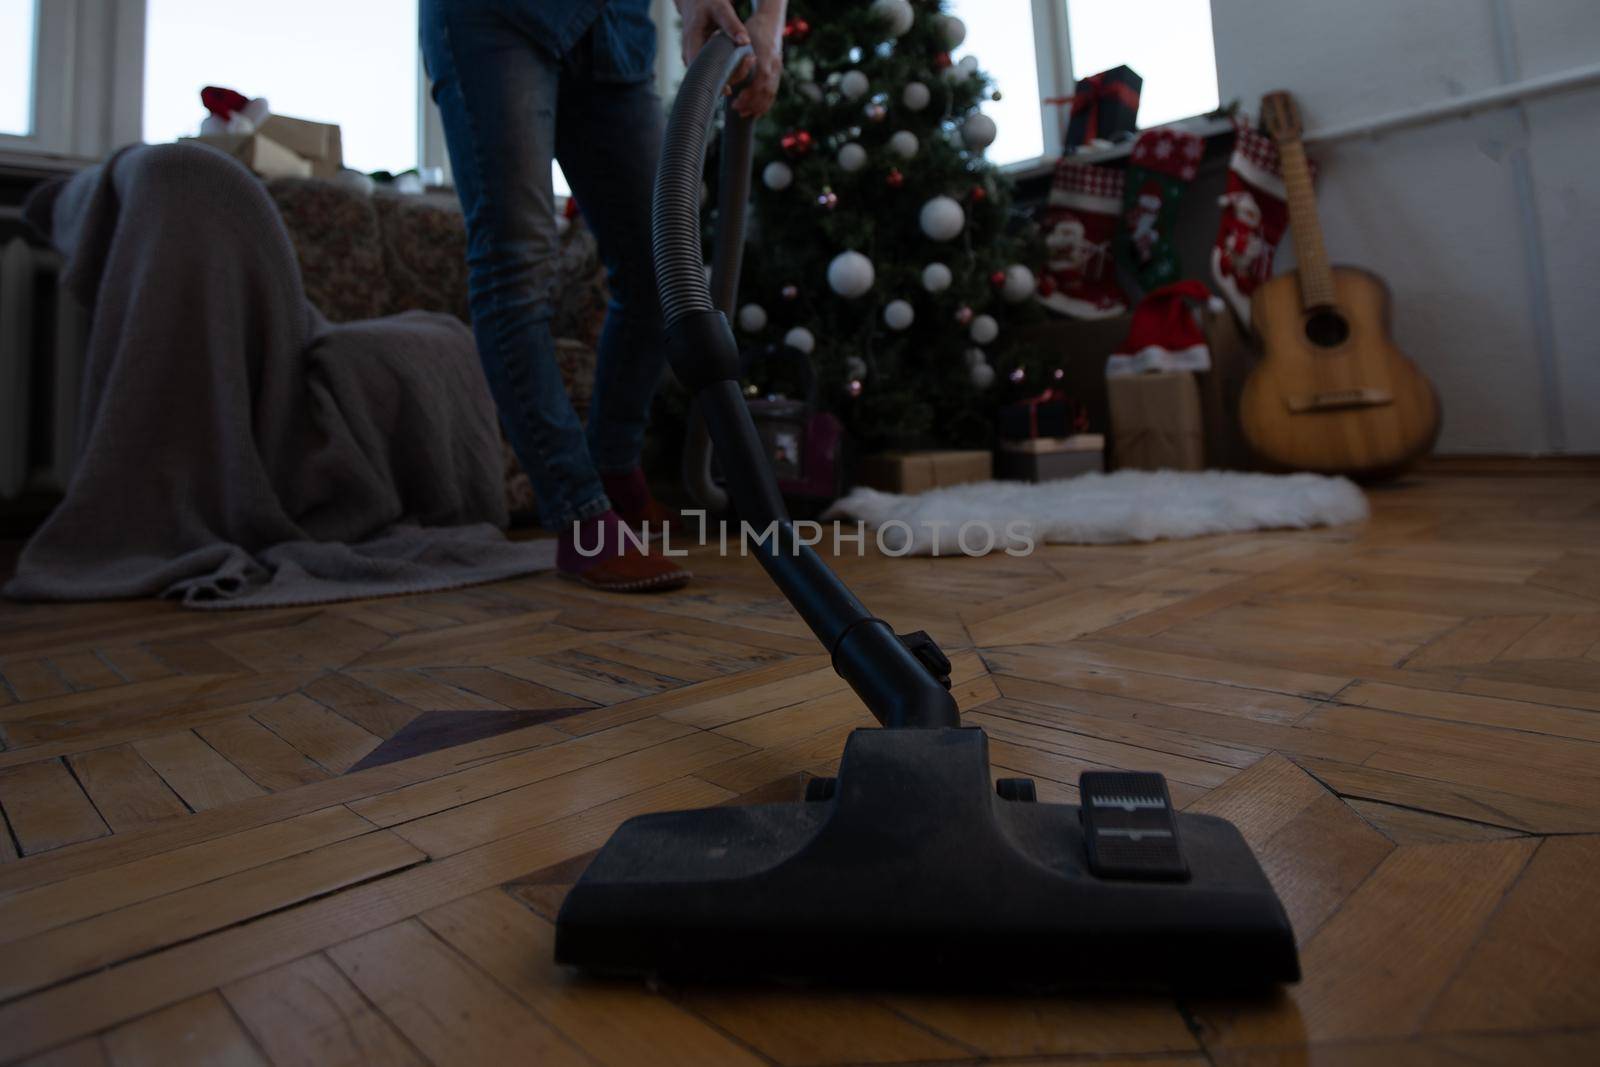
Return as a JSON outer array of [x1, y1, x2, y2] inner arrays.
[[1287, 387, 1393, 413]]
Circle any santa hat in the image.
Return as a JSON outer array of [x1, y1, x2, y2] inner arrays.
[[199, 85, 270, 136], [1106, 280, 1225, 377]]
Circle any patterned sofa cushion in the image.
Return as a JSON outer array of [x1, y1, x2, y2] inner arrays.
[[372, 191, 472, 323], [267, 178, 390, 323]]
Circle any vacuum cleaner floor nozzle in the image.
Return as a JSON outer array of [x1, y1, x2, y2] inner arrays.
[[556, 728, 1299, 990]]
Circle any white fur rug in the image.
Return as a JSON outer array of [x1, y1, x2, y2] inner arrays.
[[824, 470, 1368, 556]]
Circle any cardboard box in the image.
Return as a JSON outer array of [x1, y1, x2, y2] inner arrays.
[[259, 115, 343, 178], [856, 450, 992, 495], [183, 133, 312, 179], [1106, 372, 1204, 471], [997, 434, 1105, 482]]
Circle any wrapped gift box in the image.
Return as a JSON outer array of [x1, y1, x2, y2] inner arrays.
[[183, 132, 312, 179], [259, 115, 343, 178], [998, 388, 1087, 441], [997, 434, 1105, 482], [1106, 372, 1203, 471], [1063, 65, 1142, 149], [856, 450, 992, 494]]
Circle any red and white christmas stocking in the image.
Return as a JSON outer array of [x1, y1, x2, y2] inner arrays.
[[1119, 127, 1205, 291], [1037, 160, 1127, 320], [1210, 123, 1313, 325]]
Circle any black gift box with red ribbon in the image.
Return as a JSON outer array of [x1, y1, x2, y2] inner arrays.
[[1059, 65, 1143, 149], [998, 388, 1089, 441]]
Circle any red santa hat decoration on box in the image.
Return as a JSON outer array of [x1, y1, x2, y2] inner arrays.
[[1106, 280, 1225, 378], [199, 86, 271, 136]]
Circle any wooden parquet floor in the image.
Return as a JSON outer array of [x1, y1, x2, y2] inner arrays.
[[1, 471, 1598, 1065]]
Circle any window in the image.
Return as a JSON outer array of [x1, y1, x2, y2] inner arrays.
[[143, 0, 420, 173], [942, 0, 1220, 169], [947, 0, 1044, 167], [1064, 0, 1219, 129], [1, 0, 35, 136]]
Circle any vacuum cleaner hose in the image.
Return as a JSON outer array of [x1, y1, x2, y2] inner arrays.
[[650, 34, 960, 730], [652, 34, 753, 328]]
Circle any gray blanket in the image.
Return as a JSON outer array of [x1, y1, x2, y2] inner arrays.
[[4, 143, 553, 608]]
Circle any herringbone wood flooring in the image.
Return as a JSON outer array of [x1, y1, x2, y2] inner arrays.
[[2, 470, 1598, 1065]]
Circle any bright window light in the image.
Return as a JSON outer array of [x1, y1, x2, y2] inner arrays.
[[946, 0, 1045, 166], [143, 0, 420, 173], [1064, 0, 1219, 128], [0, 0, 36, 136]]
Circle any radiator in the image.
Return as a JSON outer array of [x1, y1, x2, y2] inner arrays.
[[0, 237, 89, 500]]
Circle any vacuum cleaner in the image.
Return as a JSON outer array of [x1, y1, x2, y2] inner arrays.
[[554, 35, 1300, 990]]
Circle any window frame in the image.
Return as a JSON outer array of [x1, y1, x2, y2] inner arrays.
[[0, 0, 145, 170]]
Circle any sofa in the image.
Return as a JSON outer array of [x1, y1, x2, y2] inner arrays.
[[266, 178, 608, 519]]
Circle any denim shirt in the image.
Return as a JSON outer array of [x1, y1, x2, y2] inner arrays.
[[524, 0, 657, 82]]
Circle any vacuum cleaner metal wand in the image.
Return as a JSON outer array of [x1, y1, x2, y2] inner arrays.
[[555, 34, 1300, 990], [653, 35, 957, 731]]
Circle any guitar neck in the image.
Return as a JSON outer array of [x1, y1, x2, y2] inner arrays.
[[1278, 137, 1336, 309]]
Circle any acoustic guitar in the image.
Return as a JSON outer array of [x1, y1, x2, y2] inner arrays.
[[1239, 91, 1439, 479]]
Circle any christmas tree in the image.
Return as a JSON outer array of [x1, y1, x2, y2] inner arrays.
[[715, 0, 1044, 451]]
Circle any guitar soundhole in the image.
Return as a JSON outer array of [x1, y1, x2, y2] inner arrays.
[[1304, 308, 1351, 349]]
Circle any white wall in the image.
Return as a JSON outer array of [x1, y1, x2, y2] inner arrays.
[[1211, 0, 1600, 454]]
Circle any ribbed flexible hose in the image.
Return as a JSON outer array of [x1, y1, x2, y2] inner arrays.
[[652, 33, 754, 328]]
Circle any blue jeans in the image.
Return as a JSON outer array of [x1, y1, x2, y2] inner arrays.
[[421, 1, 666, 529]]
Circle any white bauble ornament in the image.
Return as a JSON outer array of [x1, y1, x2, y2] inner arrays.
[[921, 262, 953, 293], [882, 299, 915, 331], [845, 355, 869, 379], [840, 70, 870, 101], [959, 55, 980, 75], [826, 250, 876, 298], [763, 161, 793, 190], [962, 113, 998, 151], [798, 81, 824, 103], [919, 196, 966, 241], [888, 130, 919, 159], [1002, 264, 1036, 303], [737, 303, 768, 333], [963, 347, 987, 369], [935, 15, 967, 49], [837, 142, 867, 172], [902, 81, 931, 111], [969, 314, 999, 344], [784, 326, 816, 354], [869, 0, 915, 37], [970, 361, 996, 389]]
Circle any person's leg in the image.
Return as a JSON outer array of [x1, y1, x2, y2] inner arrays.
[[552, 43, 672, 518], [420, 0, 606, 532]]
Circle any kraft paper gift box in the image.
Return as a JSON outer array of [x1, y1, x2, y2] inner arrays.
[[856, 450, 993, 495], [1106, 372, 1204, 471]]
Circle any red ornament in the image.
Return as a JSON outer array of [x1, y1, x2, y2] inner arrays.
[[782, 18, 811, 42], [955, 306, 974, 326], [1037, 275, 1058, 297], [970, 185, 988, 203], [885, 168, 905, 189], [989, 269, 1008, 289], [933, 52, 952, 70], [780, 129, 814, 158]]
